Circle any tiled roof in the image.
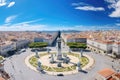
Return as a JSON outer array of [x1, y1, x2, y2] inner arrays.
[[107, 73, 120, 80], [0, 77, 5, 80], [114, 73, 120, 79], [114, 41, 120, 45], [98, 68, 115, 78]]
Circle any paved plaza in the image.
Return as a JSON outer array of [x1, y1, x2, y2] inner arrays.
[[3, 46, 118, 80]]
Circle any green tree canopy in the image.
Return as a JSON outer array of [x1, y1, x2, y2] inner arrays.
[[67, 42, 87, 49], [29, 42, 48, 48]]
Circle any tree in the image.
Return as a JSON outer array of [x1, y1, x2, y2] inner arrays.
[[29, 42, 48, 48], [67, 42, 87, 49]]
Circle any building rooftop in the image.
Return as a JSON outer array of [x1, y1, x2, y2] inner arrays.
[[98, 68, 115, 78], [0, 77, 5, 80]]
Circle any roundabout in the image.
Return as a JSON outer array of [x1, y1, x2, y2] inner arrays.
[[25, 51, 94, 75]]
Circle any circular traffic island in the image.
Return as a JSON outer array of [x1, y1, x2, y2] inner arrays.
[[25, 51, 94, 75]]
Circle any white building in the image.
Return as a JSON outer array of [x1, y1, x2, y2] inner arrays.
[[87, 39, 120, 58], [0, 43, 15, 56], [0, 39, 30, 56], [87, 39, 113, 54], [34, 38, 44, 42], [112, 42, 120, 58], [15, 39, 30, 50]]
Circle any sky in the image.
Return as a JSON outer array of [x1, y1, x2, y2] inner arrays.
[[0, 0, 120, 31]]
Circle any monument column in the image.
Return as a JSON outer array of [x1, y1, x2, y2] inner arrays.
[[57, 31, 62, 60], [57, 37, 62, 60]]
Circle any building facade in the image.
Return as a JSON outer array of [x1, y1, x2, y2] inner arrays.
[[87, 39, 120, 58], [0, 39, 30, 56], [87, 39, 113, 54], [112, 42, 120, 58], [15, 39, 30, 50], [0, 43, 15, 56], [61, 33, 86, 43]]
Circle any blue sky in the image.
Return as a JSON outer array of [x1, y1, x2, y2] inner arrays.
[[0, 0, 120, 31]]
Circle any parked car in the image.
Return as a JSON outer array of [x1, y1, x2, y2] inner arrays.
[[17, 49, 26, 54], [20, 49, 26, 52]]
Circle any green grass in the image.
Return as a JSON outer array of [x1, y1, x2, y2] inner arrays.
[[80, 57, 89, 67], [29, 56, 38, 67], [42, 65, 76, 72]]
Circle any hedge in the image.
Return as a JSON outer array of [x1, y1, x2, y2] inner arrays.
[[29, 42, 48, 48], [67, 42, 87, 49]]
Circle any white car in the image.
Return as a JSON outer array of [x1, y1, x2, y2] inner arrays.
[[20, 49, 26, 52]]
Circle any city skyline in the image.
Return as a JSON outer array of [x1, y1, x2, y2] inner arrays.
[[0, 0, 120, 31]]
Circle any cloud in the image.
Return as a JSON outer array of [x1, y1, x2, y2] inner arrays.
[[5, 15, 17, 23], [72, 2, 105, 11], [15, 19, 43, 25], [0, 19, 45, 31], [0, 23, 118, 31], [0, 24, 47, 31], [7, 1, 15, 8], [0, 0, 15, 7], [75, 6, 105, 11], [0, 24, 81, 31], [0, 0, 6, 7], [105, 0, 120, 17], [72, 2, 89, 6]]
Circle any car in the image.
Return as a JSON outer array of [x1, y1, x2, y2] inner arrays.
[[57, 74, 64, 76], [20, 49, 26, 52], [17, 49, 26, 54]]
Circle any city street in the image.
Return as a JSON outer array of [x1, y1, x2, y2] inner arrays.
[[3, 46, 119, 80]]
